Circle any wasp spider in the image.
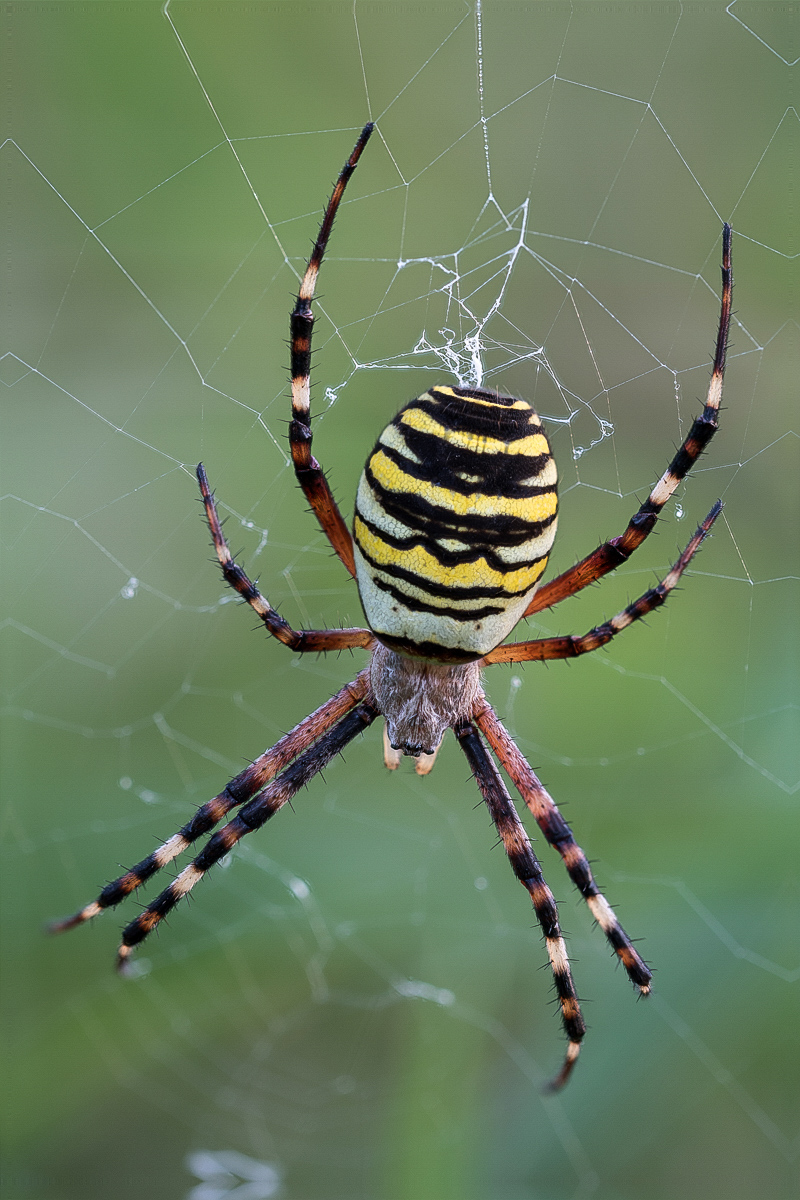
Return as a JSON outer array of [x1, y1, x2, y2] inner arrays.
[[53, 125, 733, 1090]]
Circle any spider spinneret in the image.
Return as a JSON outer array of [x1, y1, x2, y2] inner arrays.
[[52, 122, 733, 1091]]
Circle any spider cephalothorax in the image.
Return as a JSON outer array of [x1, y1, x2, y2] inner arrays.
[[52, 124, 732, 1091], [370, 644, 483, 765]]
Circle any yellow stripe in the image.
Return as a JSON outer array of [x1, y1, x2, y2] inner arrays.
[[357, 477, 554, 564], [379, 421, 422, 463], [431, 386, 531, 411], [369, 449, 558, 522], [354, 517, 549, 594], [399, 407, 550, 459]]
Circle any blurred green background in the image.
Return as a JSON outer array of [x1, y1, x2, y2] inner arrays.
[[3, 3, 797, 1198]]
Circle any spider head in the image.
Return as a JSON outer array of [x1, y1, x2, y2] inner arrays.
[[369, 643, 483, 760]]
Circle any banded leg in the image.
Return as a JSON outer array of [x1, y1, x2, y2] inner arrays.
[[484, 501, 721, 665], [289, 123, 375, 577], [456, 721, 585, 1091], [527, 223, 732, 616], [50, 673, 371, 934], [116, 701, 378, 972], [474, 703, 651, 991], [198, 464, 374, 652]]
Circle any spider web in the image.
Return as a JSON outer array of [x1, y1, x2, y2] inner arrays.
[[3, 3, 797, 1198]]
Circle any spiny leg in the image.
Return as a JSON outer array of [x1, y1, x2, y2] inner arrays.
[[455, 721, 585, 1091], [484, 501, 721, 665], [289, 123, 375, 577], [116, 701, 378, 972], [528, 223, 732, 616], [198, 463, 374, 652], [473, 702, 651, 991], [50, 672, 371, 934]]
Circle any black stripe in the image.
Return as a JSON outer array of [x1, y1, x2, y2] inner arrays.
[[384, 429, 554, 499], [370, 574, 507, 620], [432, 385, 523, 406], [429, 385, 541, 417], [667, 416, 718, 482], [289, 312, 312, 382], [414, 393, 540, 441], [376, 631, 482, 663], [356, 541, 538, 602], [355, 508, 550, 575], [363, 463, 557, 544]]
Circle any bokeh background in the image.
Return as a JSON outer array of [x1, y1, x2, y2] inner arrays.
[[3, 3, 797, 1198]]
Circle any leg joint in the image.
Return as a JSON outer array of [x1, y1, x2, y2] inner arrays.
[[289, 419, 312, 445]]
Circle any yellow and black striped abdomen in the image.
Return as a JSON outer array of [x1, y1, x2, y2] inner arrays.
[[353, 385, 558, 661]]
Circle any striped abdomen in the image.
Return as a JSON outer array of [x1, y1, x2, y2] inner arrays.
[[353, 385, 558, 662]]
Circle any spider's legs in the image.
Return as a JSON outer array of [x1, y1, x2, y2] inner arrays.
[[527, 224, 732, 616], [50, 672, 371, 934], [289, 123, 374, 577], [484, 501, 721, 665], [115, 700, 378, 972], [474, 703, 651, 991], [198, 464, 374, 652], [456, 721, 585, 1091]]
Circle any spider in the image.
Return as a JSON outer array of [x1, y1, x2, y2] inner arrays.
[[52, 124, 732, 1090]]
